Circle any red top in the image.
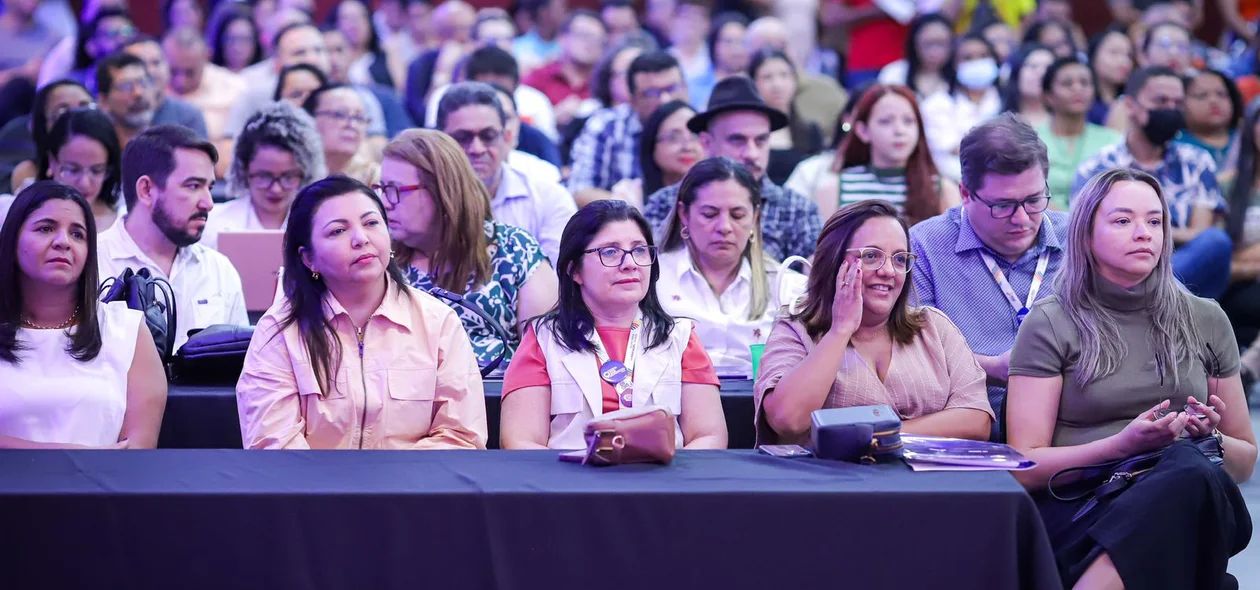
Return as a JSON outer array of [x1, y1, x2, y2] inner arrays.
[[503, 325, 720, 413], [522, 61, 592, 106], [843, 0, 907, 71]]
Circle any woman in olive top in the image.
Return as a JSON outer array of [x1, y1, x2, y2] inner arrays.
[[1034, 56, 1121, 209], [1007, 168, 1255, 590]]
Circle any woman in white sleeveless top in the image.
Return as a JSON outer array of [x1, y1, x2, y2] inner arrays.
[[0, 182, 166, 449]]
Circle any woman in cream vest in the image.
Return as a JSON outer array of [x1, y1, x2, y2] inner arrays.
[[500, 200, 728, 450]]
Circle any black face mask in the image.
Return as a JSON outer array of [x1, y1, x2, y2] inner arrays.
[[1141, 108, 1185, 146]]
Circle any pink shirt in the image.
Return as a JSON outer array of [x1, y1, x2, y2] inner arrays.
[[236, 282, 488, 449]]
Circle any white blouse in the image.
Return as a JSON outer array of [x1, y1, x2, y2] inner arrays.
[[0, 301, 142, 447], [201, 197, 287, 251], [656, 248, 807, 376], [919, 87, 1002, 182]]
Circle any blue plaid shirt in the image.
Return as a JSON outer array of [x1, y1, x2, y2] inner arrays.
[[643, 176, 822, 261], [909, 206, 1070, 441], [567, 105, 642, 193], [1071, 140, 1224, 227]]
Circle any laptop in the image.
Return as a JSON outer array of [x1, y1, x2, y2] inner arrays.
[[217, 230, 285, 314]]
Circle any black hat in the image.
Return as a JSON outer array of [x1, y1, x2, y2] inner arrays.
[[687, 76, 790, 134]]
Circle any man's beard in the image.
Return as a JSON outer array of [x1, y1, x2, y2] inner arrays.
[[119, 101, 155, 130], [153, 199, 206, 248]]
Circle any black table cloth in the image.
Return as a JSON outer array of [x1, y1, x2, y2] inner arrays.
[[160, 379, 757, 450], [0, 450, 1061, 590]]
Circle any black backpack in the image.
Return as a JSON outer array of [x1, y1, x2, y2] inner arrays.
[[99, 268, 178, 368]]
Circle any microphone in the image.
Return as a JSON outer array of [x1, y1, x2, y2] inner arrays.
[[426, 287, 510, 378]]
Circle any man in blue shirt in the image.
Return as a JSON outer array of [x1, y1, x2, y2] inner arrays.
[[1073, 65, 1233, 299], [910, 114, 1069, 442]]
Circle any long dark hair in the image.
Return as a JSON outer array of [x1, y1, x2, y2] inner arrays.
[[748, 48, 819, 152], [31, 80, 92, 153], [274, 64, 329, 102], [707, 12, 748, 71], [1227, 102, 1260, 244], [1001, 43, 1053, 114], [537, 200, 674, 353], [210, 8, 263, 69], [1041, 55, 1099, 114], [278, 175, 410, 395], [1185, 69, 1244, 134], [947, 33, 998, 96], [905, 14, 955, 96], [1087, 25, 1132, 101], [324, 0, 385, 58], [791, 200, 924, 344], [0, 181, 103, 365], [838, 85, 940, 226], [638, 100, 695, 197], [37, 108, 123, 208]]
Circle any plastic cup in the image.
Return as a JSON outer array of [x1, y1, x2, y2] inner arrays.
[[750, 344, 766, 380]]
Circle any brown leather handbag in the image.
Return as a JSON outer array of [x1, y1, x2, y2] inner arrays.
[[560, 406, 677, 466]]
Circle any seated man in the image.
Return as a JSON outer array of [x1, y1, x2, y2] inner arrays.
[[521, 10, 607, 127], [99, 125, 248, 352], [489, 84, 563, 185], [910, 114, 1069, 442], [568, 50, 687, 204], [1074, 66, 1232, 300], [161, 27, 246, 178], [120, 35, 209, 139], [643, 76, 821, 261], [437, 82, 576, 263]]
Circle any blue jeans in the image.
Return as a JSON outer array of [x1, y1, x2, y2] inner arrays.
[[1172, 227, 1233, 299]]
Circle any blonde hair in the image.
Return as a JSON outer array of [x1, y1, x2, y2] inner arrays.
[[382, 129, 493, 292]]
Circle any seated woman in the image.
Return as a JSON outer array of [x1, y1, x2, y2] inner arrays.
[[1007, 168, 1256, 589], [378, 129, 558, 370], [1000, 44, 1055, 129], [1222, 103, 1260, 385], [919, 34, 1002, 181], [1034, 56, 1122, 208], [1087, 27, 1134, 127], [499, 200, 728, 450], [631, 100, 703, 208], [4, 108, 125, 232], [236, 175, 488, 449], [749, 48, 824, 187], [828, 84, 958, 225], [275, 64, 328, 108], [1175, 69, 1243, 173], [302, 84, 378, 186], [0, 181, 165, 449], [656, 157, 806, 375], [202, 102, 326, 250], [8, 80, 95, 194], [754, 200, 994, 446], [877, 14, 953, 101]]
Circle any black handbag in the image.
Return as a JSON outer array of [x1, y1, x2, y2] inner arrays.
[[99, 268, 177, 366], [171, 324, 255, 384], [1048, 435, 1224, 522], [810, 405, 905, 463]]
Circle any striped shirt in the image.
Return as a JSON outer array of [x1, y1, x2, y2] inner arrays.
[[1071, 140, 1224, 227], [838, 166, 909, 212], [567, 104, 642, 193], [643, 176, 823, 261], [908, 206, 1069, 441]]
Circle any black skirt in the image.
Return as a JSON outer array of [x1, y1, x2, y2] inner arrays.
[[1033, 440, 1252, 589]]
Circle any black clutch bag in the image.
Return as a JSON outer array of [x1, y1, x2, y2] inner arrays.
[[811, 405, 904, 463], [170, 324, 254, 384]]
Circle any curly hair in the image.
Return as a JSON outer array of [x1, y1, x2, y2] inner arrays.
[[228, 101, 327, 199]]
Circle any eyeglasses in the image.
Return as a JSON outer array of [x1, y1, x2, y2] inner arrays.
[[97, 25, 137, 41], [47, 102, 97, 122], [314, 110, 371, 128], [372, 182, 421, 205], [657, 129, 699, 146], [846, 247, 916, 274], [55, 164, 109, 182], [639, 84, 683, 100], [448, 128, 502, 149], [584, 245, 658, 267], [248, 170, 304, 191], [969, 189, 1052, 219], [113, 77, 153, 95]]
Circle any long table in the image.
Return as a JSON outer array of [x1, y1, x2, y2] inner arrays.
[[0, 449, 1061, 590], [160, 378, 757, 450]]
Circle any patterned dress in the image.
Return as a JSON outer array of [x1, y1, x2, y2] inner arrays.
[[402, 221, 547, 369]]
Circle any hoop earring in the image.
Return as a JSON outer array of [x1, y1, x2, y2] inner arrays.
[[680, 226, 691, 240]]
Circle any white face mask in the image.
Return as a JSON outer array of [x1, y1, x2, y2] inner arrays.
[[956, 57, 999, 91]]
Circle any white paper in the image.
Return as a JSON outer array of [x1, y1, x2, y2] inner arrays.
[[874, 0, 917, 24]]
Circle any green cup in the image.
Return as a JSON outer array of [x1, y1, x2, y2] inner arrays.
[[749, 344, 766, 380]]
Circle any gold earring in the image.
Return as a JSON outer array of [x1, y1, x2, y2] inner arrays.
[[680, 226, 690, 240]]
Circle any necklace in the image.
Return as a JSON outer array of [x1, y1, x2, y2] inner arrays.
[[21, 305, 80, 330]]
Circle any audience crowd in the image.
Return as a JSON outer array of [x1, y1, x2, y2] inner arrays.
[[0, 0, 1258, 587]]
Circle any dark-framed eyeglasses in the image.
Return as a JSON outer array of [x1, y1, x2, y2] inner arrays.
[[448, 128, 503, 150], [248, 170, 304, 191], [969, 189, 1052, 219], [371, 182, 422, 205], [845, 247, 916, 274], [584, 245, 658, 267]]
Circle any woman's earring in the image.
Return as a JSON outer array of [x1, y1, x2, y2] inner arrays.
[[680, 225, 691, 240], [311, 270, 320, 280], [749, 232, 757, 244], [389, 249, 395, 259]]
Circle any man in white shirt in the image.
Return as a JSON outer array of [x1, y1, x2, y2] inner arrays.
[[436, 82, 576, 264], [99, 124, 248, 352]]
